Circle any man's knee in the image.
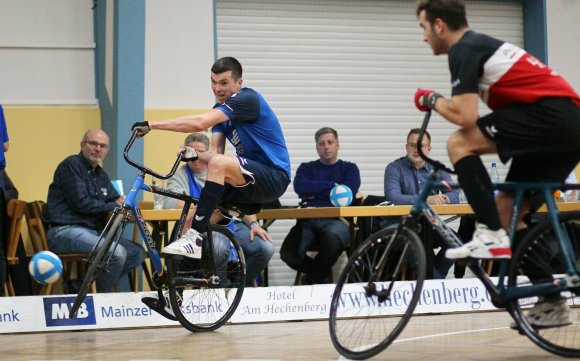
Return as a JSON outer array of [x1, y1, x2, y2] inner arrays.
[[207, 153, 228, 170], [257, 240, 275, 260]]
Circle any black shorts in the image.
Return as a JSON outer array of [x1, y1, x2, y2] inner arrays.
[[221, 156, 290, 207], [477, 97, 580, 183], [477, 98, 580, 208]]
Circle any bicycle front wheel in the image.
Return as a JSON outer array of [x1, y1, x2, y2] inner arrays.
[[69, 213, 126, 318], [329, 225, 426, 360], [166, 224, 246, 332], [507, 211, 580, 357]]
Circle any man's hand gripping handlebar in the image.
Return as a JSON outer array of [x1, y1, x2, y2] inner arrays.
[[131, 121, 150, 137]]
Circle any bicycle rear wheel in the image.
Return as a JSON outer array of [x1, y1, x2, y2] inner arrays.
[[329, 225, 426, 360], [166, 224, 246, 332], [507, 211, 580, 357], [69, 213, 126, 318]]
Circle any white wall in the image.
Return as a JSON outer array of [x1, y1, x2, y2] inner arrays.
[[546, 0, 580, 92], [2, 0, 576, 107], [0, 0, 95, 105], [144, 0, 215, 108]]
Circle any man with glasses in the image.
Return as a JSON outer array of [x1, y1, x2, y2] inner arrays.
[[383, 128, 459, 278], [44, 128, 145, 293]]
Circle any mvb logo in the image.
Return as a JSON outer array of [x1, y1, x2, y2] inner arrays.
[[43, 296, 97, 327]]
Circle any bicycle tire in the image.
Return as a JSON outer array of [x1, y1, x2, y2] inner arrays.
[[166, 224, 246, 332], [69, 213, 125, 318], [507, 211, 580, 357], [329, 225, 427, 360]]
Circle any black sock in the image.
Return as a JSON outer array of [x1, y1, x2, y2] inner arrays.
[[191, 181, 224, 233], [455, 155, 502, 230]]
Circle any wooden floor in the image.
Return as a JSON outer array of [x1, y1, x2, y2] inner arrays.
[[0, 311, 569, 360]]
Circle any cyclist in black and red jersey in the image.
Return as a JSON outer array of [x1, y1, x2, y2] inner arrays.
[[414, 0, 580, 326]]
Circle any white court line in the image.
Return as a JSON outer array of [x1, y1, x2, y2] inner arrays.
[[335, 327, 514, 360], [334, 327, 512, 360], [394, 326, 511, 343]]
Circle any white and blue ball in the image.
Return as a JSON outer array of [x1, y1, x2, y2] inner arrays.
[[28, 251, 63, 285], [329, 184, 353, 207]]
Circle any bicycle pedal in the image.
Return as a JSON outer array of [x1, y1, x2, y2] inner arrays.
[[141, 296, 177, 322]]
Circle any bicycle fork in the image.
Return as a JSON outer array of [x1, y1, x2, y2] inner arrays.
[[86, 210, 130, 274], [364, 220, 415, 303]]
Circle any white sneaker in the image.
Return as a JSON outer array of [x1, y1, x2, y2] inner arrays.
[[163, 228, 203, 259], [446, 223, 511, 259], [141, 291, 180, 321], [511, 298, 572, 329]]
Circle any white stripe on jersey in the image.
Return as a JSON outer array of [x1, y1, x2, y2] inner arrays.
[[235, 156, 256, 188], [479, 42, 526, 103]]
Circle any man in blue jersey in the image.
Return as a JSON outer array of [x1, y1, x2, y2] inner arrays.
[[160, 132, 275, 288], [132, 57, 290, 260], [281, 127, 360, 284]]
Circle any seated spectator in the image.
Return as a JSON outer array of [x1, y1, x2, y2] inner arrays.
[[44, 129, 146, 292], [281, 127, 361, 284], [384, 128, 460, 279], [161, 133, 274, 287]]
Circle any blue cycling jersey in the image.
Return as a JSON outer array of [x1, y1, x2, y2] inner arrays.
[[212, 87, 291, 181]]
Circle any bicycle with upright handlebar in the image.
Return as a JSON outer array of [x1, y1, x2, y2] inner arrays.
[[68, 130, 262, 332], [328, 110, 580, 359]]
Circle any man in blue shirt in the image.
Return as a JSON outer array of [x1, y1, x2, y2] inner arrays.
[[132, 57, 290, 260], [281, 127, 360, 284], [161, 133, 275, 288], [384, 128, 459, 278]]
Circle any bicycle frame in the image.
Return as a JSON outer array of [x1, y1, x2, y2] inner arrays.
[[114, 131, 221, 285], [123, 173, 190, 274], [406, 110, 580, 307]]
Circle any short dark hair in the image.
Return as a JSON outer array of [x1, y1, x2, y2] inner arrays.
[[416, 0, 468, 31], [184, 132, 210, 149], [211, 57, 243, 80], [407, 128, 431, 144], [315, 127, 339, 142]]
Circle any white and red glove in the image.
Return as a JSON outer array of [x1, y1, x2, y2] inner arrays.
[[414, 88, 442, 112]]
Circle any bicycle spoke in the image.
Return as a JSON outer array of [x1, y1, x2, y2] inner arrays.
[[167, 225, 245, 332], [329, 225, 426, 360], [508, 212, 580, 357]]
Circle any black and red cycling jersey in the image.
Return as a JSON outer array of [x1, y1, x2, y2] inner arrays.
[[449, 30, 580, 110]]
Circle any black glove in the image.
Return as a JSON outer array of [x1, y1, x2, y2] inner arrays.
[[131, 121, 150, 136], [182, 146, 199, 162]]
